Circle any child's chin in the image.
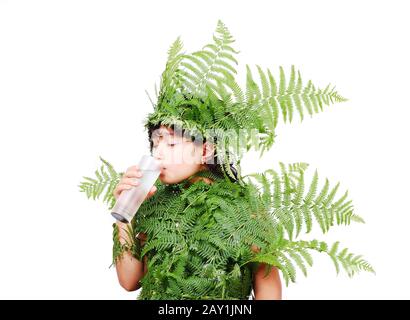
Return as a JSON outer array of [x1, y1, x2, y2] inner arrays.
[[159, 174, 181, 185], [159, 174, 169, 183]]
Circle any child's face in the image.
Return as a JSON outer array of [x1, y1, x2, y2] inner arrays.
[[151, 125, 208, 184]]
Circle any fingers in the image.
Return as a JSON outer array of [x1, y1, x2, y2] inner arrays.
[[113, 167, 143, 200], [113, 183, 132, 200], [122, 164, 143, 190], [114, 179, 139, 195], [124, 165, 142, 178], [149, 185, 157, 194], [144, 185, 157, 200], [121, 177, 141, 186], [113, 165, 156, 201]]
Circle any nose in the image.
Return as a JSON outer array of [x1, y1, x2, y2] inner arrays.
[[152, 143, 165, 161], [151, 156, 163, 170]]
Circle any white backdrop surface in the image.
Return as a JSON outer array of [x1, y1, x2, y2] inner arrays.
[[0, 0, 408, 299]]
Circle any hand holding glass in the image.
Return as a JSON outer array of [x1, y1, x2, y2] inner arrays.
[[111, 155, 161, 223]]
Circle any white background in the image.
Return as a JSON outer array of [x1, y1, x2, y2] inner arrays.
[[1, 0, 409, 299]]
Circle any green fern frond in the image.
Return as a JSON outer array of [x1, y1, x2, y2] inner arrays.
[[245, 163, 365, 237], [245, 239, 374, 285], [304, 240, 375, 277], [178, 21, 239, 100], [245, 65, 348, 133], [78, 156, 121, 210]]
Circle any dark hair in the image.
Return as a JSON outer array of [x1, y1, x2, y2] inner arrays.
[[147, 122, 239, 183]]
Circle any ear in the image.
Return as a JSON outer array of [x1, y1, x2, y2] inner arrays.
[[202, 142, 216, 164]]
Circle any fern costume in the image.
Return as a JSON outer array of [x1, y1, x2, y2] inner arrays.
[[79, 20, 374, 299]]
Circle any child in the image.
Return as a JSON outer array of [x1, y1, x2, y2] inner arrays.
[[80, 20, 373, 300], [112, 124, 282, 299]]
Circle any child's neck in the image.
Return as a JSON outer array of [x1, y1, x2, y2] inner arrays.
[[184, 167, 215, 187], [187, 175, 214, 186]]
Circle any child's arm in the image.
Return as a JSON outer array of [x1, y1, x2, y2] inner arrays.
[[253, 263, 282, 300], [112, 165, 155, 291], [114, 222, 147, 291]]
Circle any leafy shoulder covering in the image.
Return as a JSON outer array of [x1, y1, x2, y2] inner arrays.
[[129, 171, 275, 299]]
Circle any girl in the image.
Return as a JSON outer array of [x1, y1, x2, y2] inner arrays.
[[80, 20, 373, 300], [112, 124, 282, 300]]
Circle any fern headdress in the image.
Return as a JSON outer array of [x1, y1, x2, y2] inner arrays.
[[144, 20, 347, 182], [79, 20, 374, 299]]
